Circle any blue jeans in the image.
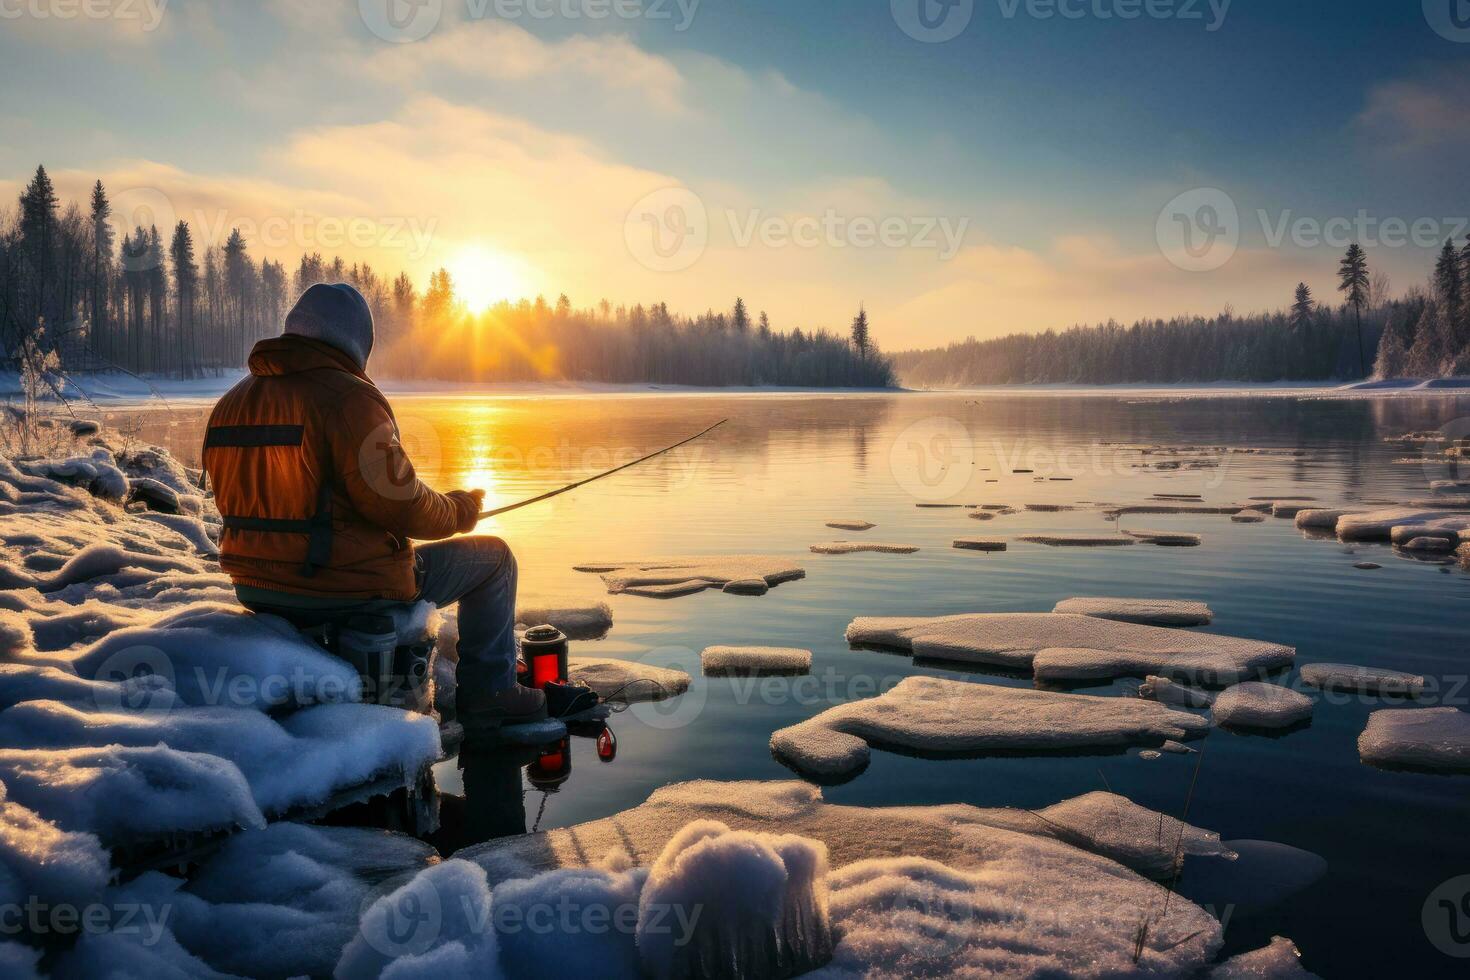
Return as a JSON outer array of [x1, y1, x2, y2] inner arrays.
[[415, 536, 518, 708]]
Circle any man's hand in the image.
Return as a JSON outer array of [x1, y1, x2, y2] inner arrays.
[[448, 489, 488, 532], [468, 489, 486, 511]]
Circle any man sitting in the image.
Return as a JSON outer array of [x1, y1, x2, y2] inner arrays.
[[202, 282, 546, 728]]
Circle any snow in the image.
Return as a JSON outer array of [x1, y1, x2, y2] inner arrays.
[[575, 556, 805, 598], [1293, 508, 1364, 530], [1301, 662, 1425, 696], [1208, 936, 1321, 979], [769, 676, 1207, 778], [495, 865, 647, 979], [952, 538, 1007, 552], [1053, 598, 1213, 627], [0, 943, 41, 980], [1212, 683, 1314, 730], [0, 744, 264, 843], [568, 657, 691, 703], [810, 541, 920, 554], [825, 520, 875, 531], [702, 646, 812, 675], [458, 779, 1227, 977], [1017, 534, 1136, 547], [1358, 707, 1470, 772], [1125, 529, 1203, 546], [0, 777, 111, 911], [847, 612, 1294, 684]]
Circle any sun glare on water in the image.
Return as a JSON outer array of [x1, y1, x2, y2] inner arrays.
[[447, 245, 525, 312]]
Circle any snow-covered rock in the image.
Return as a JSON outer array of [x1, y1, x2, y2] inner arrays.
[[847, 612, 1293, 684], [769, 676, 1207, 778], [1213, 683, 1314, 730], [1294, 508, 1364, 530], [702, 646, 812, 675], [1053, 597, 1213, 627], [1359, 707, 1470, 772]]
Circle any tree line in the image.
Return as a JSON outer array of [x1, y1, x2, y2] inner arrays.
[[891, 244, 1422, 387], [1371, 239, 1470, 379], [0, 166, 896, 389]]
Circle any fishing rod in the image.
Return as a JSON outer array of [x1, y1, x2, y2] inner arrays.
[[477, 419, 729, 519]]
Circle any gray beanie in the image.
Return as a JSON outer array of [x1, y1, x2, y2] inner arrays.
[[283, 283, 374, 370]]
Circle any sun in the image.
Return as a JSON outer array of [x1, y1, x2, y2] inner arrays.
[[446, 245, 525, 311]]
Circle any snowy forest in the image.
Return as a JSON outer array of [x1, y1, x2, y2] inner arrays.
[[893, 240, 1470, 388], [0, 166, 897, 389]]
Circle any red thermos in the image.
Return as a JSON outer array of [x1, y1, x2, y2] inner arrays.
[[521, 625, 569, 690]]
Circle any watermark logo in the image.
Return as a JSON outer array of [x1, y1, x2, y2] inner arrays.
[[0, 0, 170, 32], [358, 874, 446, 958], [360, 0, 443, 43], [111, 187, 178, 273], [358, 416, 444, 502], [1157, 187, 1239, 272], [92, 644, 175, 714], [626, 646, 707, 730], [1424, 875, 1470, 957], [1425, 0, 1470, 42], [892, 0, 974, 43], [889, 417, 974, 502], [625, 188, 708, 273]]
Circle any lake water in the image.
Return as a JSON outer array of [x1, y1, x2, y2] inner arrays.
[[128, 390, 1470, 977]]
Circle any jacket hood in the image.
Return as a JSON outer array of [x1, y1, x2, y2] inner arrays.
[[282, 282, 374, 369], [248, 335, 369, 380]]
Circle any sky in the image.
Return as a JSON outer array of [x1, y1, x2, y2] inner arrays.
[[1, 0, 1467, 349]]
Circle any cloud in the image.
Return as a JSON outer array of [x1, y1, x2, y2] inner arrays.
[[1355, 66, 1470, 155]]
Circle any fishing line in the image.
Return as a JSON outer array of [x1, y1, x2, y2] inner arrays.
[[477, 419, 729, 520]]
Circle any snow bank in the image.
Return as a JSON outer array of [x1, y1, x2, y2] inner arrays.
[[769, 676, 1207, 778], [0, 744, 264, 843], [1213, 683, 1314, 730], [1208, 936, 1320, 979], [1053, 598, 1213, 627], [1359, 707, 1470, 772], [568, 657, 691, 703], [0, 777, 111, 911], [1299, 663, 1425, 696], [575, 556, 805, 598], [459, 779, 1227, 977], [809, 541, 919, 554], [702, 646, 812, 676], [847, 612, 1293, 683]]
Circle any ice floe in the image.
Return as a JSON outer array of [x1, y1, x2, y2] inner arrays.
[[1053, 598, 1213, 627], [702, 646, 812, 675], [825, 519, 875, 531], [1358, 707, 1470, 772], [575, 556, 805, 598], [952, 538, 1007, 552], [1213, 683, 1314, 730], [1124, 529, 1203, 546], [568, 657, 691, 703], [769, 676, 1207, 778], [1335, 508, 1470, 542], [1294, 508, 1364, 530], [1299, 663, 1424, 696], [848, 612, 1293, 683], [1207, 936, 1320, 979], [810, 541, 920, 554], [1018, 534, 1136, 547], [1139, 675, 1215, 708], [513, 596, 613, 639]]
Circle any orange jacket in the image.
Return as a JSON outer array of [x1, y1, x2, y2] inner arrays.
[[203, 336, 478, 600]]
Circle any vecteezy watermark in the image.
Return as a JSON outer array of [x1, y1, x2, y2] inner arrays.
[[625, 190, 971, 272], [0, 897, 172, 945], [625, 187, 709, 273], [1424, 0, 1470, 43], [727, 210, 970, 261], [359, 0, 698, 42], [889, 417, 975, 502], [1159, 187, 1470, 272], [893, 0, 1231, 42], [1424, 875, 1470, 958], [0, 0, 168, 31], [1157, 187, 1240, 273]]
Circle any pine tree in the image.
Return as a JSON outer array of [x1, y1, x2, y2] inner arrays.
[[1290, 283, 1314, 330], [169, 221, 198, 376], [850, 304, 871, 360], [88, 181, 113, 355], [732, 297, 750, 333], [1338, 244, 1370, 376], [1434, 239, 1463, 330], [758, 311, 771, 339], [18, 165, 61, 333]]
